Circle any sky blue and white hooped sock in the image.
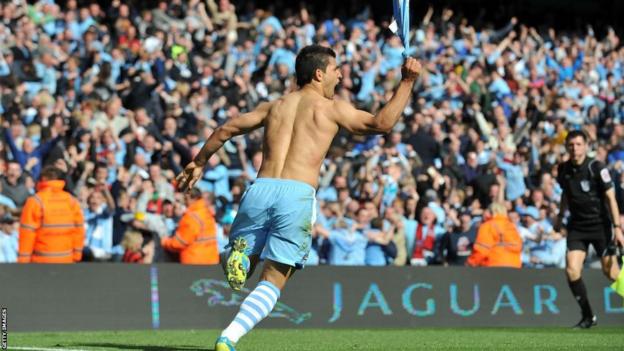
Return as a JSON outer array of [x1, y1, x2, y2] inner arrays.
[[221, 280, 281, 343]]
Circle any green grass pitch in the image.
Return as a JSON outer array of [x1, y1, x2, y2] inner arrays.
[[7, 328, 624, 350]]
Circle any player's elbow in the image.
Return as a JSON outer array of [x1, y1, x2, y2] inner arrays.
[[215, 125, 235, 141], [364, 120, 393, 135]]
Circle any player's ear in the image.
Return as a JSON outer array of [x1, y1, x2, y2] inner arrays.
[[313, 68, 324, 82]]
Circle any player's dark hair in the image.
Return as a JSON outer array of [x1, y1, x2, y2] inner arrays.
[[295, 45, 336, 87], [565, 130, 588, 144]]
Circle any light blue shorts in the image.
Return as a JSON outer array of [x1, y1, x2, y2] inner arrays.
[[228, 178, 317, 268]]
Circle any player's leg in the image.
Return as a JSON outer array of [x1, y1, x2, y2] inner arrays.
[[216, 251, 269, 350], [217, 180, 314, 349], [566, 239, 596, 328], [217, 220, 307, 348], [260, 258, 295, 289], [218, 259, 294, 348]]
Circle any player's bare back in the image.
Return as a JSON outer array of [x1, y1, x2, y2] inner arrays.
[[258, 89, 339, 188]]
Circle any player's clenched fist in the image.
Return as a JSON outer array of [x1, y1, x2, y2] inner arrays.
[[401, 57, 422, 82]]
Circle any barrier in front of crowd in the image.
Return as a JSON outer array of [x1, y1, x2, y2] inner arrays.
[[1, 264, 622, 331]]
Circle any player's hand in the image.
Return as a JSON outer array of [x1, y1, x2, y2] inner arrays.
[[401, 57, 422, 82], [175, 161, 204, 192], [614, 227, 624, 248]]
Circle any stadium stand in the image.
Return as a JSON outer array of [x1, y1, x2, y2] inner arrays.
[[0, 0, 623, 269]]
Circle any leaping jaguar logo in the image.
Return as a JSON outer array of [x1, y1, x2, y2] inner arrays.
[[190, 279, 312, 325]]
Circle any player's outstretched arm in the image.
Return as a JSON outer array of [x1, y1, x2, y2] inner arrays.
[[176, 101, 273, 191], [334, 57, 421, 135]]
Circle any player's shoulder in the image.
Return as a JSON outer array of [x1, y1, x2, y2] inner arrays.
[[257, 98, 279, 112], [329, 97, 360, 117], [326, 98, 361, 126], [331, 98, 353, 109]]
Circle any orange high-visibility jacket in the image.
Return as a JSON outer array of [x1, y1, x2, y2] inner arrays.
[[161, 199, 218, 264], [18, 180, 85, 263], [467, 214, 522, 268]]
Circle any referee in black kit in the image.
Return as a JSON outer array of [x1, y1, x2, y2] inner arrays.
[[555, 130, 624, 328]]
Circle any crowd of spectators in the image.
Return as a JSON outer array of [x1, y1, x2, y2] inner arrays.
[[0, 0, 623, 268]]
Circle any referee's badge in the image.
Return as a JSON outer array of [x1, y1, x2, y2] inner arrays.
[[580, 180, 591, 192]]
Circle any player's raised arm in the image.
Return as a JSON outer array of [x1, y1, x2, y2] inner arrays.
[[334, 57, 421, 135], [176, 101, 273, 191]]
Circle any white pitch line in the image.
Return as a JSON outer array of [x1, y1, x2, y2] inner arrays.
[[10, 347, 92, 351]]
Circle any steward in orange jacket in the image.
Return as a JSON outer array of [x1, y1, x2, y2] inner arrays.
[[467, 202, 522, 268], [161, 188, 218, 264], [18, 166, 85, 263]]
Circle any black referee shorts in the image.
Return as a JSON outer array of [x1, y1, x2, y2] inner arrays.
[[567, 228, 616, 257]]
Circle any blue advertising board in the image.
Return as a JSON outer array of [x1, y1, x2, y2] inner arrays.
[[0, 265, 622, 331]]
